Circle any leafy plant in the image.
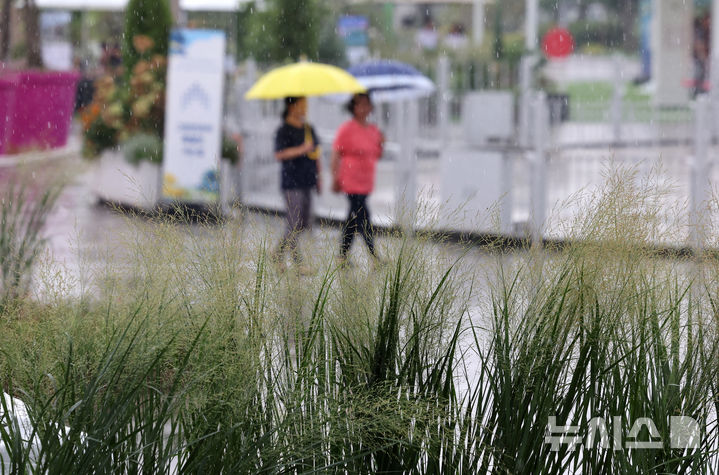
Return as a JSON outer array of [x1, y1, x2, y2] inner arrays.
[[82, 38, 167, 161], [122, 132, 163, 165], [0, 179, 62, 309], [221, 136, 239, 165], [3, 168, 719, 472], [123, 0, 172, 81]]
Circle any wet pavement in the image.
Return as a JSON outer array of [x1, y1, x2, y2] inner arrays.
[[5, 128, 712, 303], [37, 159, 499, 302]]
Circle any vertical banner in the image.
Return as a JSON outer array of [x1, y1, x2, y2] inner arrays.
[[163, 29, 226, 203], [337, 15, 370, 65]]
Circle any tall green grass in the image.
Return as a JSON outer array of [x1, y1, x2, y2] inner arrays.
[[2, 168, 719, 473], [0, 176, 62, 308]]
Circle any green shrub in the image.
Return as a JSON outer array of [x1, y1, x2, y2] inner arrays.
[[122, 0, 172, 79], [568, 20, 625, 49], [122, 133, 163, 165], [0, 178, 62, 309], [221, 136, 239, 165], [4, 167, 719, 472]]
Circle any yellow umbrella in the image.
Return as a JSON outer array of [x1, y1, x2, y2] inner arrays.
[[245, 61, 366, 100]]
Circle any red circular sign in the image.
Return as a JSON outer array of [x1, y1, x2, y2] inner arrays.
[[542, 27, 574, 59]]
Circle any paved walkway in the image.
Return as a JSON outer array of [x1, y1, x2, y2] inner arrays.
[[34, 159, 499, 301], [3, 123, 714, 291]]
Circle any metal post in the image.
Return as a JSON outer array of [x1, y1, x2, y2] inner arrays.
[[394, 101, 407, 227], [519, 0, 539, 147], [240, 59, 258, 201], [437, 55, 451, 146], [518, 56, 535, 146], [530, 92, 548, 246], [472, 0, 485, 45], [526, 0, 538, 51], [394, 101, 418, 233], [500, 152, 514, 236], [711, 0, 719, 138], [690, 95, 711, 252], [610, 54, 624, 144]]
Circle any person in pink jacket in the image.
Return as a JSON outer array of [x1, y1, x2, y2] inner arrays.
[[331, 93, 385, 264]]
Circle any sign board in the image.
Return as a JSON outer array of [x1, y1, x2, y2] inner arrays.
[[162, 29, 226, 203], [338, 15, 370, 65], [338, 15, 369, 47], [542, 28, 574, 59]]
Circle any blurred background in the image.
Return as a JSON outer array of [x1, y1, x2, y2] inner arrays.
[[0, 0, 716, 246]]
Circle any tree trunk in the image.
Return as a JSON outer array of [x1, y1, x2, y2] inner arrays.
[[23, 0, 43, 68], [0, 0, 11, 61]]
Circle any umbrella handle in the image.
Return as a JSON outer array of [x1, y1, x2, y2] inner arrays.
[[305, 124, 320, 160]]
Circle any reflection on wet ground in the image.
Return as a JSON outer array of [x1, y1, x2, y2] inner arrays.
[[39, 162, 503, 313]]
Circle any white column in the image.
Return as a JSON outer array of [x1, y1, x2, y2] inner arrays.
[[436, 55, 451, 145], [651, 0, 692, 107], [518, 56, 534, 146], [690, 95, 711, 251], [711, 0, 719, 137], [472, 0, 485, 45], [530, 92, 548, 246], [240, 59, 258, 200], [525, 0, 538, 51], [519, 0, 539, 147], [610, 54, 625, 144], [394, 101, 418, 233]]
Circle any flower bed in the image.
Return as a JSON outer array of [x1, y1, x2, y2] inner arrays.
[[82, 35, 241, 212]]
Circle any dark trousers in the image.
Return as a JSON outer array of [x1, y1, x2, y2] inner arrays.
[[340, 194, 375, 257]]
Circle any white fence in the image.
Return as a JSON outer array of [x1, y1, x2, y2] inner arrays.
[[229, 59, 713, 249]]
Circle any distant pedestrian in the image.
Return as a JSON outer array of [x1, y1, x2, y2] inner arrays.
[[272, 96, 322, 274], [331, 93, 385, 266]]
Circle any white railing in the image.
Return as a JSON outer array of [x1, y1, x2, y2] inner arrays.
[[228, 59, 716, 250]]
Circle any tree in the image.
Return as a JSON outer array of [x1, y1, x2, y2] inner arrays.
[[23, 0, 43, 68], [255, 0, 323, 63], [1, 0, 11, 61], [123, 0, 172, 76]]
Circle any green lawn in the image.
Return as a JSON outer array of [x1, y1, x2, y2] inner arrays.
[[563, 81, 693, 123]]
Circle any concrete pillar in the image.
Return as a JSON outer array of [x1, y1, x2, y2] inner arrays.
[[651, 0, 693, 107]]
